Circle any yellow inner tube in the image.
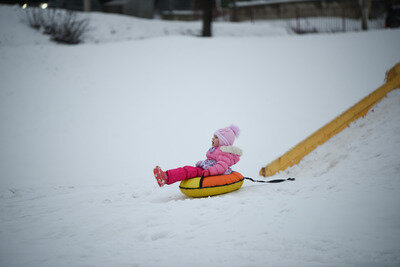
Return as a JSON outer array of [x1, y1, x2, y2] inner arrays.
[[179, 172, 244, 198]]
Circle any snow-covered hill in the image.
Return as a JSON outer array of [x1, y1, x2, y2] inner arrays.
[[0, 4, 289, 47], [0, 4, 400, 266], [1, 90, 399, 266]]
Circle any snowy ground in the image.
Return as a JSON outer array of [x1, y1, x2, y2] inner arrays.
[[1, 4, 400, 266], [0, 4, 289, 46]]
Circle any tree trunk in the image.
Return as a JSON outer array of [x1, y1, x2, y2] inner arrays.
[[231, 0, 238, 22], [361, 0, 368, 31], [84, 0, 91, 12], [202, 0, 213, 37]]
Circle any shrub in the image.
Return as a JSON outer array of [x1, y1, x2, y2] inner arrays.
[[26, 7, 45, 30], [51, 10, 89, 44], [25, 8, 89, 44]]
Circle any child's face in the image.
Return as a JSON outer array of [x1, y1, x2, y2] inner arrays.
[[212, 135, 220, 147]]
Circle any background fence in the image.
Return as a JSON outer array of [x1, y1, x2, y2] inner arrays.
[[158, 0, 395, 34], [286, 6, 386, 34], [229, 0, 391, 34]]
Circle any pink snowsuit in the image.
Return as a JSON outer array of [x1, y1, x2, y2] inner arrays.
[[166, 146, 242, 185]]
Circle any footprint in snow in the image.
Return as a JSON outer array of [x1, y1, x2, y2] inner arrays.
[[151, 231, 169, 241]]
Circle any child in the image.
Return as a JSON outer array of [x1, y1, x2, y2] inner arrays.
[[153, 125, 242, 187]]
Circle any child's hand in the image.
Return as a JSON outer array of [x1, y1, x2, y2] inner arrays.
[[202, 169, 210, 177]]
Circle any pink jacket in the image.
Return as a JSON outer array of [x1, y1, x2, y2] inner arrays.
[[199, 146, 242, 176]]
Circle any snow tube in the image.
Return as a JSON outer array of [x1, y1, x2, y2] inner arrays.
[[179, 172, 244, 198]]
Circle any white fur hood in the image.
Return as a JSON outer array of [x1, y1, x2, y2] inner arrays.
[[220, 146, 243, 156]]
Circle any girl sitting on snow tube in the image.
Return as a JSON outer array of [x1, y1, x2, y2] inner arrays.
[[153, 125, 242, 187]]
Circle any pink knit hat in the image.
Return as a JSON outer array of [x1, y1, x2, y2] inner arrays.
[[214, 125, 240, 146]]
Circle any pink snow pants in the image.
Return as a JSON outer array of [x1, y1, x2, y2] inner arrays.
[[166, 166, 204, 185]]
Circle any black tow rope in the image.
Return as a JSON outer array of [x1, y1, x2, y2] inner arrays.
[[244, 177, 295, 183]]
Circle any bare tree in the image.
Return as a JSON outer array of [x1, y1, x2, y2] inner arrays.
[[360, 0, 369, 30], [84, 0, 91, 12], [231, 0, 238, 22], [202, 0, 213, 37]]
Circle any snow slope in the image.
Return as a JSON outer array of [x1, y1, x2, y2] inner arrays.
[[1, 4, 400, 266], [0, 4, 289, 47], [1, 91, 399, 266]]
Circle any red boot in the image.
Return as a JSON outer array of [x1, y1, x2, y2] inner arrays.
[[153, 166, 168, 187]]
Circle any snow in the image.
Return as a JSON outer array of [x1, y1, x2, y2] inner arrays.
[[0, 4, 289, 46], [1, 4, 400, 266]]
